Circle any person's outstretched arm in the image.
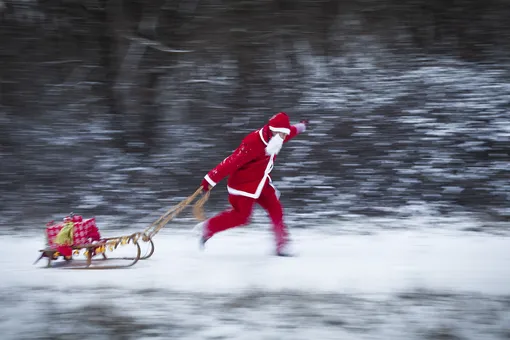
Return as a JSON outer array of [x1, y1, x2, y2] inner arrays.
[[284, 120, 308, 143]]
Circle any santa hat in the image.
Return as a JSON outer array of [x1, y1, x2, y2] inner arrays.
[[268, 112, 291, 135]]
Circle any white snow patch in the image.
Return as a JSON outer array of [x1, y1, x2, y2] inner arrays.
[[2, 228, 509, 296], [77, 194, 105, 209]]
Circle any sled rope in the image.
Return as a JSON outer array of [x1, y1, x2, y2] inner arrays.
[[142, 186, 210, 239], [193, 189, 210, 222]]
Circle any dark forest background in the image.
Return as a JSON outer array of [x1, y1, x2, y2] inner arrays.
[[1, 0, 509, 230]]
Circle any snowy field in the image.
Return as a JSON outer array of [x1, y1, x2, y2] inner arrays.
[[1, 224, 509, 340]]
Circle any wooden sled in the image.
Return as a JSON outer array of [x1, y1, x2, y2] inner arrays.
[[34, 215, 151, 270], [34, 187, 208, 270]]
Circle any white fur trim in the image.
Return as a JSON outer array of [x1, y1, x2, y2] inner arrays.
[[227, 154, 274, 199], [269, 126, 290, 134], [294, 122, 306, 133], [204, 174, 216, 187], [269, 180, 281, 199], [258, 128, 268, 145]]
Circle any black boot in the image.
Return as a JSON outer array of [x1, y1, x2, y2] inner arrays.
[[199, 236, 209, 250], [276, 242, 294, 257]]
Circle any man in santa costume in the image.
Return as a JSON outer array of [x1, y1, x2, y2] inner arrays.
[[197, 112, 308, 256]]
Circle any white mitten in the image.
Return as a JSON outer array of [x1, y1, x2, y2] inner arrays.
[[294, 122, 307, 133]]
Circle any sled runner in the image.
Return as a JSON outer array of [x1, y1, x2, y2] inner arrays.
[[34, 187, 210, 270]]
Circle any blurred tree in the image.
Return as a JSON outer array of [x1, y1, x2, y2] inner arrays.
[[0, 0, 509, 226]]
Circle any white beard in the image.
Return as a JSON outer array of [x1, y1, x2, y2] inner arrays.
[[265, 134, 284, 156]]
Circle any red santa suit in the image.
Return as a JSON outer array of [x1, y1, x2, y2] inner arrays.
[[199, 112, 307, 255]]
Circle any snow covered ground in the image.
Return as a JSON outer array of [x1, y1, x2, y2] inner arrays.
[[1, 226, 509, 339]]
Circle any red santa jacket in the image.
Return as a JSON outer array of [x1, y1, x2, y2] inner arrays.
[[204, 124, 302, 199]]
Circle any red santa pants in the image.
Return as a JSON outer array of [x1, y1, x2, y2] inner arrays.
[[204, 181, 288, 248]]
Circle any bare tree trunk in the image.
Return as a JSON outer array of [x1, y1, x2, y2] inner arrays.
[[88, 0, 127, 149], [140, 71, 162, 154]]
